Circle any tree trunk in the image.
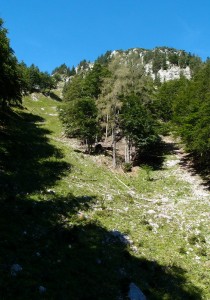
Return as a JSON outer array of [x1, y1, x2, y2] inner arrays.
[[112, 125, 117, 168], [124, 138, 131, 163], [105, 113, 109, 143]]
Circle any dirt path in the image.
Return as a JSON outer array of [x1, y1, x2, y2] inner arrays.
[[162, 136, 209, 200], [56, 132, 209, 200]]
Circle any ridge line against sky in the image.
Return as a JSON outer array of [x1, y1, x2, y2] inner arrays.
[[0, 0, 209, 73]]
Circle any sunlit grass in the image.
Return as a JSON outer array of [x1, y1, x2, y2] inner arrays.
[[0, 94, 209, 299]]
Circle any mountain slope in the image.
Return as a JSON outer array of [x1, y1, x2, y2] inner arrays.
[[74, 47, 202, 83], [0, 93, 209, 299]]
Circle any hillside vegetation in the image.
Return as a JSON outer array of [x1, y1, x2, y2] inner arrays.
[[0, 93, 209, 299], [0, 17, 210, 299], [60, 48, 209, 172]]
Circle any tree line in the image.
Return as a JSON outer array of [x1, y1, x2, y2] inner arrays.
[[60, 54, 161, 168], [155, 61, 210, 171], [0, 18, 60, 109]]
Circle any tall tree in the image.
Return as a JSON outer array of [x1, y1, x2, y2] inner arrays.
[[121, 94, 160, 160], [63, 74, 85, 102], [0, 18, 22, 108], [83, 63, 110, 99], [60, 97, 100, 153], [97, 58, 125, 167], [98, 55, 154, 166]]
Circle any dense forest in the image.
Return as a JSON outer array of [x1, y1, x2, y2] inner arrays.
[[59, 49, 209, 172]]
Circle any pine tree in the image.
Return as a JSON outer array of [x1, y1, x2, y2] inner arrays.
[[0, 18, 22, 108]]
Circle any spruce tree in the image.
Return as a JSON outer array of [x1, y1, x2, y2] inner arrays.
[[0, 18, 22, 108]]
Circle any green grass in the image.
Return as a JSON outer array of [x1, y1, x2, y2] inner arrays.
[[0, 94, 209, 299]]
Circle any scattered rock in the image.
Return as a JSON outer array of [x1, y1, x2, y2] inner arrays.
[[107, 194, 113, 201], [130, 245, 138, 253], [46, 189, 55, 195], [110, 230, 132, 245], [38, 286, 47, 294], [96, 258, 102, 264], [31, 93, 39, 101], [11, 264, 22, 276], [128, 283, 146, 300], [147, 210, 156, 214], [165, 160, 180, 167], [128, 190, 136, 197]]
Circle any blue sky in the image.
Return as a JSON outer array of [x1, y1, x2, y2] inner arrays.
[[1, 0, 209, 73]]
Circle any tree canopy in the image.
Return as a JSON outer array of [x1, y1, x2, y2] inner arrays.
[[60, 97, 100, 152], [155, 60, 210, 170], [121, 94, 160, 154], [0, 18, 22, 108]]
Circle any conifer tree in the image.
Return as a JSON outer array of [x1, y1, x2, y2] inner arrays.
[[0, 18, 22, 108]]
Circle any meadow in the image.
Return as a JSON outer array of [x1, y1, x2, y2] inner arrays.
[[0, 94, 209, 299]]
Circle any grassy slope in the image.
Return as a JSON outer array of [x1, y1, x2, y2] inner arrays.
[[0, 94, 209, 300]]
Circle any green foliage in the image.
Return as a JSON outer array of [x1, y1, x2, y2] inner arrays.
[[61, 47, 208, 170], [83, 63, 110, 99], [155, 77, 189, 121], [0, 18, 56, 108], [168, 52, 179, 65], [19, 63, 56, 94], [121, 95, 160, 154], [0, 18, 23, 108], [63, 75, 85, 101], [152, 49, 168, 73], [178, 51, 190, 68], [143, 47, 202, 74], [155, 60, 210, 170], [77, 59, 90, 73], [51, 63, 75, 77], [60, 97, 100, 151], [174, 63, 210, 168], [122, 162, 133, 172], [0, 92, 208, 300], [52, 72, 62, 83], [63, 63, 109, 102], [96, 50, 112, 65], [141, 164, 153, 181]]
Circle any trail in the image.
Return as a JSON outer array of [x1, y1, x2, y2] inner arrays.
[[20, 97, 210, 299], [162, 135, 209, 200]]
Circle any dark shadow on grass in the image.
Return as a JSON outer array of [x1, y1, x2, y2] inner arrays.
[[0, 191, 203, 299], [133, 140, 179, 171], [73, 141, 170, 171], [0, 109, 70, 197], [0, 115, 203, 298], [46, 92, 62, 102]]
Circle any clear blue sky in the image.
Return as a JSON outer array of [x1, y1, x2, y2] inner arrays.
[[1, 0, 209, 73]]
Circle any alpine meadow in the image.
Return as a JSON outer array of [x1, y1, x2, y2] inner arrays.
[[0, 17, 210, 300]]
